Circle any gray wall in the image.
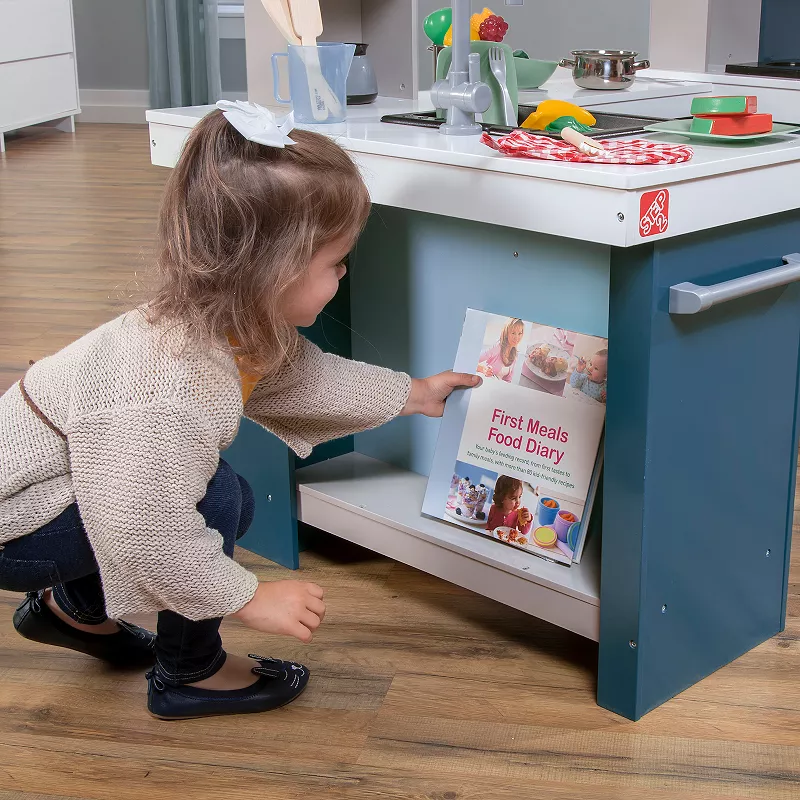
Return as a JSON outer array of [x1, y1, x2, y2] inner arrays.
[[319, 0, 363, 41], [220, 39, 248, 94], [71, 0, 651, 96], [707, 0, 762, 69], [219, 0, 248, 94], [72, 0, 247, 95], [417, 0, 651, 87], [72, 0, 149, 90]]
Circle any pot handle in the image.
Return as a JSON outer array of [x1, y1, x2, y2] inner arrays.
[[558, 58, 575, 69], [634, 59, 651, 71]]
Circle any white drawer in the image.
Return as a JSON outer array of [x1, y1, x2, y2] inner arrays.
[[148, 122, 193, 168], [0, 0, 74, 63], [0, 54, 79, 131]]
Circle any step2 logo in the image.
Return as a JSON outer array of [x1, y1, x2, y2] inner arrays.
[[639, 189, 669, 237]]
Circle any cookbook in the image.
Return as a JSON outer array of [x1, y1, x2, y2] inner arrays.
[[422, 309, 607, 565]]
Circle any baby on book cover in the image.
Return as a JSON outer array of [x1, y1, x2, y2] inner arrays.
[[423, 310, 607, 566]]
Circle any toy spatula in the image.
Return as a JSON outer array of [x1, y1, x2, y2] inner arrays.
[[287, 0, 341, 120], [260, 0, 300, 45]]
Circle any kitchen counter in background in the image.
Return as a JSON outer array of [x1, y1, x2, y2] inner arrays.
[[634, 68, 800, 122], [649, 67, 800, 93], [516, 71, 711, 108]]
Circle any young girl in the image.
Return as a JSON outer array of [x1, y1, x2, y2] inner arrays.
[[486, 476, 533, 534], [477, 318, 524, 383], [0, 103, 479, 720]]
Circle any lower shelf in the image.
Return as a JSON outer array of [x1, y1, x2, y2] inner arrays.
[[296, 452, 600, 641]]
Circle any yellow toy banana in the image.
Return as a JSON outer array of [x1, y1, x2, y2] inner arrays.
[[521, 100, 596, 131]]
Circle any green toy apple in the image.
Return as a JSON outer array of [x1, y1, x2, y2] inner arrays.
[[423, 7, 452, 46]]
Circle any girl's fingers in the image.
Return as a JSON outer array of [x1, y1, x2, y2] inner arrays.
[[299, 609, 322, 631], [291, 622, 314, 644], [306, 596, 326, 618], [305, 582, 324, 599], [450, 371, 481, 388]]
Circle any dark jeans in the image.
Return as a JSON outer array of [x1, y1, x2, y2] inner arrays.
[[0, 459, 254, 685]]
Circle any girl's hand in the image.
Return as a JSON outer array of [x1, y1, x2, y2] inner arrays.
[[476, 363, 493, 377], [519, 509, 532, 525], [232, 580, 326, 644], [401, 371, 482, 418], [576, 357, 586, 373]]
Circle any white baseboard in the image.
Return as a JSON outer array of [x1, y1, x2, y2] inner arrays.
[[78, 89, 248, 124], [78, 89, 150, 124]]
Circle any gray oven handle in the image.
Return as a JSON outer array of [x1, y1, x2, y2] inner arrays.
[[669, 253, 800, 315]]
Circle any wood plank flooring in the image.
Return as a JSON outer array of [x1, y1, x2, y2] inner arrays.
[[0, 123, 798, 800]]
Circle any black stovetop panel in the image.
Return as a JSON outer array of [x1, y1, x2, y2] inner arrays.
[[726, 61, 800, 79], [381, 108, 667, 139]]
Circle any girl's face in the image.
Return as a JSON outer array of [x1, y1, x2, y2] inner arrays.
[[282, 237, 351, 328], [507, 324, 524, 348], [501, 486, 523, 513]]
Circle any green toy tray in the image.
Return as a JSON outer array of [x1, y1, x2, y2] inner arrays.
[[644, 119, 800, 142]]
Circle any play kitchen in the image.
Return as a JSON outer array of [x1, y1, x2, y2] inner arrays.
[[414, 2, 800, 157], [147, 0, 800, 721]]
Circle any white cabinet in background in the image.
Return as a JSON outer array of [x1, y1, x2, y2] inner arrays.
[[0, 0, 80, 152]]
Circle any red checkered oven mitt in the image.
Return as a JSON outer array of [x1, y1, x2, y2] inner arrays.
[[481, 131, 693, 165]]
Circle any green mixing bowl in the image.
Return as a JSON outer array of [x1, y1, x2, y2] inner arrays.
[[514, 57, 558, 90]]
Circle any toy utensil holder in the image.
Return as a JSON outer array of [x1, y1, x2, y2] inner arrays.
[[272, 43, 355, 124]]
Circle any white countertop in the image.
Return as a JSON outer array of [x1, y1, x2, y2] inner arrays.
[[146, 79, 800, 246], [147, 93, 800, 192], [649, 67, 800, 93]]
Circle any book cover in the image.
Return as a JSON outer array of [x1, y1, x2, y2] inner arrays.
[[422, 310, 607, 566]]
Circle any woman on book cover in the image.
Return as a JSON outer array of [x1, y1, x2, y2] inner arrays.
[[486, 476, 533, 534], [476, 318, 524, 383]]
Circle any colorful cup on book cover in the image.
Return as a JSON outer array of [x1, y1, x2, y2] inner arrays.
[[554, 509, 579, 542], [533, 526, 557, 548], [537, 497, 560, 526], [567, 520, 581, 551]]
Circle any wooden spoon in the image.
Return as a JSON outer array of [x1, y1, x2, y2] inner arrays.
[[260, 0, 300, 45], [286, 0, 322, 45], [287, 0, 342, 120]]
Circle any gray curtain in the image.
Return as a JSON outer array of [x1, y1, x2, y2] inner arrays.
[[146, 0, 221, 108]]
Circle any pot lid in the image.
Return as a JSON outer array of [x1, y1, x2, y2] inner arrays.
[[571, 49, 638, 57]]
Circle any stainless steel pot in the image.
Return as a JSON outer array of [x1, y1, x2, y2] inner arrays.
[[558, 49, 650, 90]]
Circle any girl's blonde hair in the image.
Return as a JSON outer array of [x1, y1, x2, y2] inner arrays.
[[148, 109, 371, 375], [500, 318, 524, 366], [492, 475, 523, 506]]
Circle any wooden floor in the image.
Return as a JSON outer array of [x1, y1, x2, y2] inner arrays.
[[0, 124, 798, 800]]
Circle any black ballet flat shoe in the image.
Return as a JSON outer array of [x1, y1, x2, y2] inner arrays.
[[12, 591, 156, 668], [146, 653, 310, 720]]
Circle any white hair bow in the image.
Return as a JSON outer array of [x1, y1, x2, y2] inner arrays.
[[216, 100, 295, 148]]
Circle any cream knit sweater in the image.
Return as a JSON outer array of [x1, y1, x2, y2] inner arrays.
[[0, 308, 411, 621]]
